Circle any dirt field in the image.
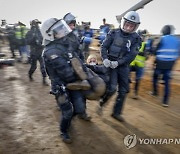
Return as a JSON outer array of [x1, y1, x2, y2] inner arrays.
[[0, 43, 180, 154]]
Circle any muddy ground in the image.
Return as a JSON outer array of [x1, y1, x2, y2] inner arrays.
[[0, 43, 180, 154]]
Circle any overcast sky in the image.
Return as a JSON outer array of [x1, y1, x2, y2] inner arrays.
[[0, 0, 180, 34]]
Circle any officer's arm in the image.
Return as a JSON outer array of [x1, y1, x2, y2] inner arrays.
[[100, 30, 114, 60], [118, 37, 141, 66]]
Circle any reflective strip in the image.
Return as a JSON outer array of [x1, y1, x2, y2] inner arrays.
[[136, 59, 145, 63], [157, 49, 178, 52], [157, 55, 178, 58]]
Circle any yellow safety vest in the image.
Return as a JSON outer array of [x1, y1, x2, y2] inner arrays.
[[130, 42, 146, 67], [15, 25, 27, 40]]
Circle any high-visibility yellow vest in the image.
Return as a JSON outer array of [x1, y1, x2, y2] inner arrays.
[[130, 42, 146, 67], [15, 25, 27, 40]]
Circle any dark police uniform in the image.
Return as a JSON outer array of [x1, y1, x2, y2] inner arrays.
[[26, 26, 47, 83], [42, 38, 88, 141], [101, 28, 141, 116]]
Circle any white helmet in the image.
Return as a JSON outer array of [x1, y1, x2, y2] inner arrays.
[[63, 13, 76, 25], [40, 18, 72, 43], [121, 11, 140, 33]]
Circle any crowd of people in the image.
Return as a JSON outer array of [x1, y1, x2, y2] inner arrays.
[[0, 11, 179, 144]]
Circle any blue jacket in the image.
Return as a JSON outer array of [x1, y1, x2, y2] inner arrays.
[[155, 35, 180, 69]]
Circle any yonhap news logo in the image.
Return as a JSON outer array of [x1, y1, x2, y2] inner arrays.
[[124, 134, 137, 149], [124, 134, 180, 149]]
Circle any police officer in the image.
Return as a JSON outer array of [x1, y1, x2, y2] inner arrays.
[[6, 24, 17, 58], [64, 13, 93, 60], [41, 18, 92, 143], [26, 19, 48, 85], [63, 13, 92, 121], [151, 25, 180, 107], [63, 12, 85, 62], [100, 11, 141, 121], [15, 21, 29, 63]]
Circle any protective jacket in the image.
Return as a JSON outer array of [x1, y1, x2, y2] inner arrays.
[[43, 38, 78, 85], [130, 41, 146, 67], [155, 35, 180, 70], [15, 25, 27, 45], [26, 26, 43, 57], [101, 29, 141, 66], [66, 31, 85, 62]]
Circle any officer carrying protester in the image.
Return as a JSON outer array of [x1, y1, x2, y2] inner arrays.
[[26, 19, 48, 85], [63, 12, 93, 121], [99, 11, 142, 122], [41, 18, 92, 143]]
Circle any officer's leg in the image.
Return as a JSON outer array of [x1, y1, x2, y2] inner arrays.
[[113, 88, 127, 114], [56, 93, 73, 143], [152, 69, 160, 96], [69, 90, 86, 115], [28, 55, 37, 81], [112, 67, 129, 122], [162, 70, 171, 105], [100, 69, 118, 107], [38, 56, 48, 86], [69, 90, 91, 121], [10, 43, 16, 58], [77, 96, 91, 121]]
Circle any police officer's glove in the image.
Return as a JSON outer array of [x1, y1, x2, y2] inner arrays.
[[103, 59, 111, 68], [110, 61, 118, 69]]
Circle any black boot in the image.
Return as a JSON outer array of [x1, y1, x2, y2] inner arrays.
[[78, 112, 92, 121], [111, 114, 125, 122], [29, 74, 33, 81], [60, 132, 72, 144]]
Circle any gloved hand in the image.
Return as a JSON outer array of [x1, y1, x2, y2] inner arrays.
[[103, 59, 111, 68], [110, 61, 118, 69]]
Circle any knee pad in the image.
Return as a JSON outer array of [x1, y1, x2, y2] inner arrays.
[[57, 94, 73, 119], [62, 106, 73, 120]]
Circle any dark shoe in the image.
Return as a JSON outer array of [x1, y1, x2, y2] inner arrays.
[[111, 114, 125, 122], [78, 113, 92, 121], [29, 74, 33, 81], [60, 133, 72, 144], [66, 80, 91, 90]]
